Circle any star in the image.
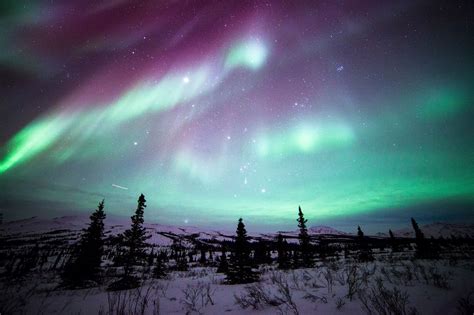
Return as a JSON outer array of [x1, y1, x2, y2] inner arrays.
[[183, 76, 190, 84]]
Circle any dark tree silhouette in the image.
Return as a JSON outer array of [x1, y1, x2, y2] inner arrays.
[[225, 218, 259, 284], [176, 251, 189, 271], [217, 246, 229, 273], [389, 229, 398, 252], [122, 194, 150, 276], [411, 217, 425, 240], [153, 251, 168, 279], [276, 233, 290, 269], [62, 200, 106, 287], [199, 246, 207, 265], [411, 217, 438, 259], [254, 240, 271, 265], [356, 225, 373, 262], [297, 206, 312, 267], [108, 194, 150, 291]]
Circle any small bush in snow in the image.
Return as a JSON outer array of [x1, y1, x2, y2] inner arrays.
[[335, 296, 346, 310], [457, 289, 474, 315], [102, 285, 156, 315], [358, 278, 419, 315], [180, 281, 216, 314]]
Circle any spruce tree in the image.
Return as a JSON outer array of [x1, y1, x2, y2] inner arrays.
[[389, 229, 398, 252], [217, 246, 229, 273], [152, 251, 167, 279], [411, 218, 424, 240], [356, 225, 373, 262], [122, 194, 150, 276], [276, 233, 290, 269], [226, 218, 259, 284], [62, 200, 106, 287], [411, 217, 436, 258], [297, 206, 312, 267], [254, 241, 271, 265]]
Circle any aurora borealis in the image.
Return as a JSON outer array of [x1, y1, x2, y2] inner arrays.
[[1, 1, 473, 231]]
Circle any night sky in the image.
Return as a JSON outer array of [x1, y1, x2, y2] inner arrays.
[[1, 1, 473, 231]]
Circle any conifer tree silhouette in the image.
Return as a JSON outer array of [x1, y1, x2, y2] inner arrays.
[[225, 218, 259, 283], [297, 206, 312, 267], [153, 251, 167, 279], [276, 233, 290, 269], [411, 217, 425, 240], [62, 200, 106, 287], [356, 225, 373, 262], [411, 217, 437, 258], [389, 229, 398, 252], [122, 194, 150, 276], [217, 246, 229, 273]]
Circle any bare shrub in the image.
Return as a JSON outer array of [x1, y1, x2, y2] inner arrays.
[[456, 289, 474, 315], [358, 278, 419, 315], [411, 261, 451, 289], [271, 272, 299, 315], [289, 270, 303, 290], [156, 281, 170, 298], [234, 283, 279, 310], [235, 274, 299, 314], [302, 290, 327, 305], [181, 281, 216, 314], [345, 264, 362, 301], [105, 285, 155, 315], [321, 268, 334, 293], [0, 281, 38, 314], [427, 266, 450, 289], [335, 296, 346, 310], [360, 264, 377, 286]]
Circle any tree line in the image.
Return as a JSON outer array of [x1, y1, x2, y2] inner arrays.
[[61, 194, 449, 289]]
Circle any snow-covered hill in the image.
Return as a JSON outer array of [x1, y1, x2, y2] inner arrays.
[[394, 222, 474, 239], [1, 216, 473, 244]]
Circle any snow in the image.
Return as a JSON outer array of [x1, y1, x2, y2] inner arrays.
[[1, 216, 474, 314]]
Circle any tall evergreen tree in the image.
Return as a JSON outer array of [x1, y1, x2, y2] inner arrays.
[[276, 233, 290, 269], [297, 206, 312, 267], [225, 218, 259, 284], [411, 218, 424, 240], [122, 194, 150, 276], [411, 217, 437, 258], [62, 200, 106, 287], [389, 229, 398, 252], [356, 225, 373, 262]]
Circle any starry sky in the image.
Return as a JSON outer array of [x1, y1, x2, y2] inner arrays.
[[1, 1, 473, 231]]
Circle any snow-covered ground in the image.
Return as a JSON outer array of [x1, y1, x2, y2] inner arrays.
[[1, 216, 473, 314], [3, 259, 474, 314]]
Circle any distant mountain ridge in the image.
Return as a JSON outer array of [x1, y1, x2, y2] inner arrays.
[[1, 216, 473, 241], [394, 222, 474, 239]]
